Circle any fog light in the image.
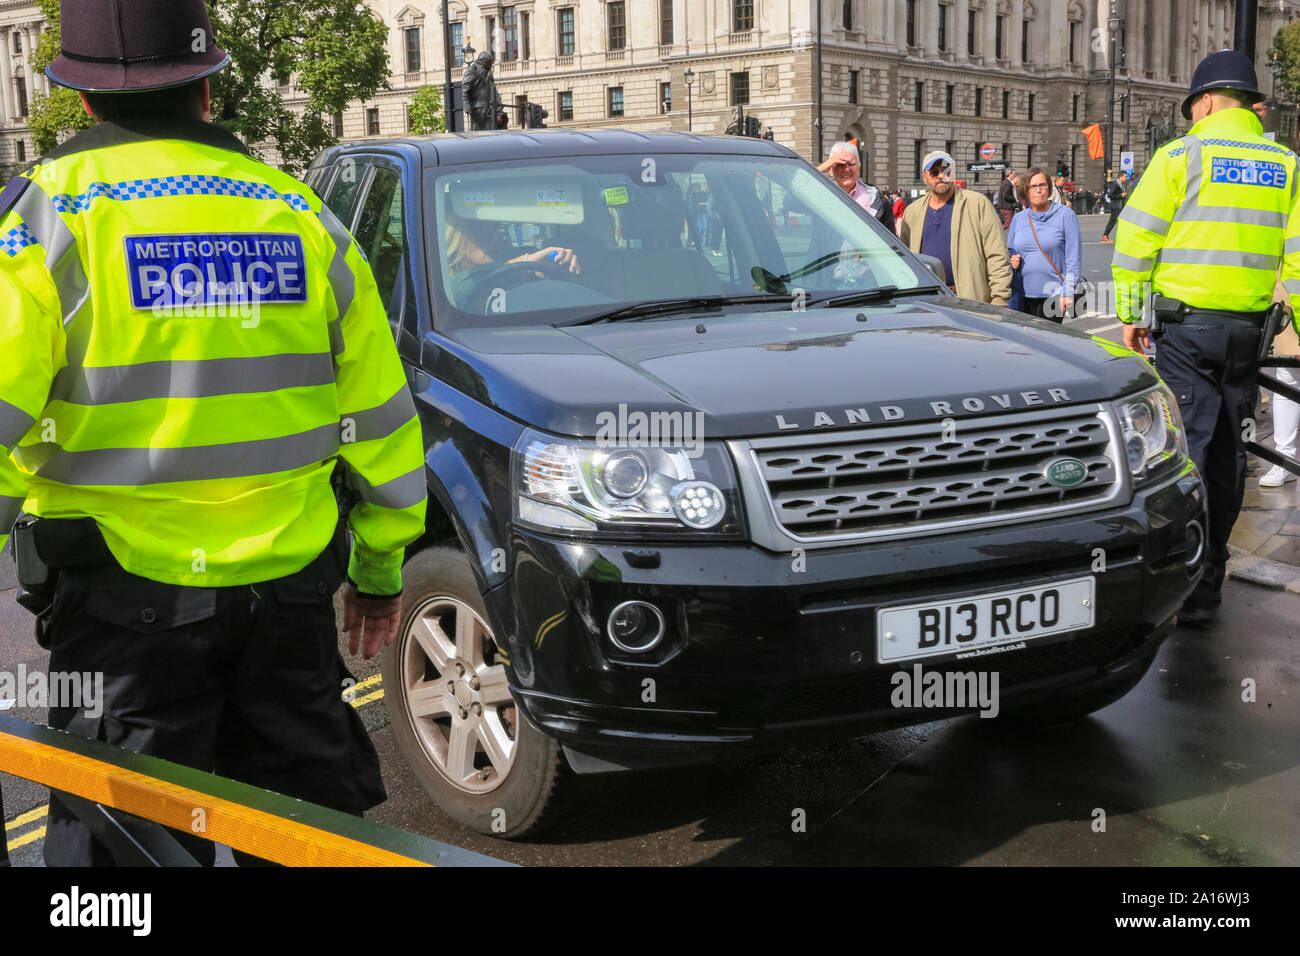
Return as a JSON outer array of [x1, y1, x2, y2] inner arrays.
[[1185, 518, 1205, 569], [670, 480, 726, 529], [606, 600, 666, 652]]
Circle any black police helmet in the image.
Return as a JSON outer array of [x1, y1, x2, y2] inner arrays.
[[1181, 49, 1264, 120]]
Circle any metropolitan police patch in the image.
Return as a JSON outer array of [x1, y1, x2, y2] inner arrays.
[[1209, 157, 1287, 188], [125, 233, 309, 310]]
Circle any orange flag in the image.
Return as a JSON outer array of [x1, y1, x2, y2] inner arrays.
[[1081, 123, 1104, 160]]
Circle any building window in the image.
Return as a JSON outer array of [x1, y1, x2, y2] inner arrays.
[[914, 140, 922, 177], [1070, 145, 1077, 178], [1069, 22, 1078, 64], [1026, 144, 1034, 168], [945, 84, 954, 114], [557, 8, 575, 56], [1021, 19, 1030, 62], [1001, 90, 1010, 118], [1028, 93, 1035, 121], [404, 27, 421, 72], [1072, 93, 1079, 122], [946, 140, 954, 160], [906, 0, 916, 47], [332, 111, 344, 138], [975, 87, 982, 116], [16, 77, 27, 117], [968, 9, 977, 55], [608, 1, 626, 49], [485, 15, 495, 54], [366, 108, 379, 136], [661, 0, 674, 44], [734, 0, 754, 32], [914, 80, 924, 113], [559, 90, 574, 121], [522, 12, 532, 60], [451, 22, 465, 65], [503, 7, 518, 61], [17, 139, 25, 163], [843, 0, 852, 30], [848, 69, 859, 104], [13, 32, 22, 55], [660, 81, 672, 113], [609, 86, 624, 117], [938, 4, 948, 52], [731, 71, 749, 106], [995, 15, 1005, 59], [515, 93, 528, 127], [1002, 142, 1011, 167]]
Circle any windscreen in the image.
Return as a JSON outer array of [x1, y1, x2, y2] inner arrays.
[[425, 152, 933, 328]]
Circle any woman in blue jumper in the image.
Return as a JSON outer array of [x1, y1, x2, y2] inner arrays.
[[1006, 167, 1083, 323]]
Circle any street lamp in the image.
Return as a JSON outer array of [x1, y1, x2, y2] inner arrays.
[[441, 0, 453, 131], [1124, 70, 1132, 161], [1106, 0, 1122, 188], [684, 67, 694, 131]]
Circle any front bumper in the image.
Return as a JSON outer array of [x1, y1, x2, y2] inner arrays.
[[484, 468, 1204, 772]]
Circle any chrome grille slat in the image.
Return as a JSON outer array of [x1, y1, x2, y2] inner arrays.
[[752, 409, 1120, 538]]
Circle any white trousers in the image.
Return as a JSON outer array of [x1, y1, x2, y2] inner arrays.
[[1272, 366, 1300, 459]]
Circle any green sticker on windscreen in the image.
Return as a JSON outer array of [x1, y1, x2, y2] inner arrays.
[[603, 186, 629, 206]]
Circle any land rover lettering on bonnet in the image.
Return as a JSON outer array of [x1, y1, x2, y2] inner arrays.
[[304, 129, 1205, 837]]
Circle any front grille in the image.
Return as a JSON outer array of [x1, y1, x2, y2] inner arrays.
[[752, 407, 1118, 539]]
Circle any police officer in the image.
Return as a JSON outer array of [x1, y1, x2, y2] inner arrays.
[[1112, 50, 1300, 628], [0, 0, 426, 864]]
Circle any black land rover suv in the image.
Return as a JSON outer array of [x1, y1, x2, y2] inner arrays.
[[305, 130, 1205, 838]]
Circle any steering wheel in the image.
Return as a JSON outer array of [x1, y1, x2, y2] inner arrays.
[[462, 258, 583, 314]]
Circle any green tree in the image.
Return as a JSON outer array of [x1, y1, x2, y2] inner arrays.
[[28, 0, 94, 156], [1271, 24, 1300, 104], [406, 85, 445, 135], [25, 0, 390, 175]]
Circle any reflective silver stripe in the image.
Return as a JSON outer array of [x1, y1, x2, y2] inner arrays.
[[26, 423, 339, 486], [1285, 278, 1300, 294], [1286, 236, 1300, 256], [0, 494, 23, 534], [318, 206, 355, 354], [1178, 207, 1286, 229], [349, 465, 425, 510], [12, 181, 90, 328], [0, 398, 36, 448], [343, 386, 417, 444], [1181, 135, 1202, 213], [49, 352, 336, 405], [1112, 251, 1156, 271], [1119, 205, 1171, 235], [1159, 248, 1282, 270]]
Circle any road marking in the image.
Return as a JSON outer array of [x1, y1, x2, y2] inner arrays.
[[351, 688, 385, 708], [354, 673, 382, 692], [7, 825, 45, 850], [1089, 321, 1123, 334], [5, 803, 47, 830]]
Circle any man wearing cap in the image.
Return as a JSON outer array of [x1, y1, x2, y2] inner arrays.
[[0, 0, 426, 864], [817, 141, 894, 234], [900, 150, 1012, 306], [1112, 49, 1300, 628]]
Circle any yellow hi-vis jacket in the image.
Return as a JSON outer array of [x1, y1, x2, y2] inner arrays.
[[0, 117, 425, 595], [1111, 107, 1300, 327]]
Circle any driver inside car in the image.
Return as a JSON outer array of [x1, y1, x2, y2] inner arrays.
[[445, 214, 581, 307]]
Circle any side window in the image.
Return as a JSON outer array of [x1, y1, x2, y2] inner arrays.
[[351, 165, 408, 326], [323, 158, 368, 228]]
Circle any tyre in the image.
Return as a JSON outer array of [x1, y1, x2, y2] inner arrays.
[[381, 544, 584, 838], [998, 646, 1158, 725]]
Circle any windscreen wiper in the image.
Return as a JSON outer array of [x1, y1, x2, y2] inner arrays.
[[809, 285, 946, 308], [570, 293, 795, 325]]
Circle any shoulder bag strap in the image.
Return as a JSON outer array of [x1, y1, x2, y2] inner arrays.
[[1026, 212, 1065, 287]]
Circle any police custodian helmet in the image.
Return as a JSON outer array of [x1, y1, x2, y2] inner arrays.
[[1181, 49, 1265, 120], [46, 0, 230, 93]]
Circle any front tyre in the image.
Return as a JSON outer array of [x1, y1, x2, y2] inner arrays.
[[381, 545, 582, 838]]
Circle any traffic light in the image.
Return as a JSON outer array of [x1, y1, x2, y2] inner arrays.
[[1056, 157, 1065, 176], [526, 102, 548, 129], [745, 115, 761, 138]]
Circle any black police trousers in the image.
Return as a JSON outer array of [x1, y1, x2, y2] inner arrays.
[[1154, 315, 1262, 611], [41, 537, 386, 867]]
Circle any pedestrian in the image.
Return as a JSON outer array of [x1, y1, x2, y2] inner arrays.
[[1007, 167, 1083, 323], [1112, 49, 1300, 628], [1050, 174, 1070, 208], [994, 168, 1022, 229], [892, 188, 906, 236], [899, 150, 1012, 306], [0, 0, 427, 864], [1100, 170, 1130, 242], [816, 140, 895, 234], [1261, 299, 1300, 487]]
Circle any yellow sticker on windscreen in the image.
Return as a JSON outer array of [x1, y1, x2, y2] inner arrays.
[[603, 186, 629, 206], [536, 189, 568, 206], [463, 190, 495, 206]]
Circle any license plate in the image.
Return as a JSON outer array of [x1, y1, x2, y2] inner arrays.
[[876, 577, 1095, 664]]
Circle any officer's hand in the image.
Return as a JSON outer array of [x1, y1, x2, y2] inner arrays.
[[342, 585, 403, 660], [1123, 323, 1152, 357]]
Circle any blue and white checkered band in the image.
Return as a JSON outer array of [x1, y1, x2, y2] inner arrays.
[[1, 223, 38, 257], [50, 175, 312, 214]]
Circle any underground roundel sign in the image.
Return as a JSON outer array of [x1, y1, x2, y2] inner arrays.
[[1044, 457, 1087, 487]]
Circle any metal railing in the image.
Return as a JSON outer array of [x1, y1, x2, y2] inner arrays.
[[1247, 355, 1300, 477]]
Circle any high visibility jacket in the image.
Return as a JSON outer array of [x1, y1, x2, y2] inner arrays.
[[0, 116, 425, 595], [1112, 107, 1300, 325]]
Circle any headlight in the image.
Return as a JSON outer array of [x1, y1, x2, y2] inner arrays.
[[1110, 383, 1188, 484], [512, 427, 744, 537]]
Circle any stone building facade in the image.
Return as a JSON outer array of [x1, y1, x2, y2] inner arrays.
[[3, 1, 1299, 192]]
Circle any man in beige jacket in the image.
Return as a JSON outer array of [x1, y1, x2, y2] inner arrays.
[[899, 150, 1012, 307]]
